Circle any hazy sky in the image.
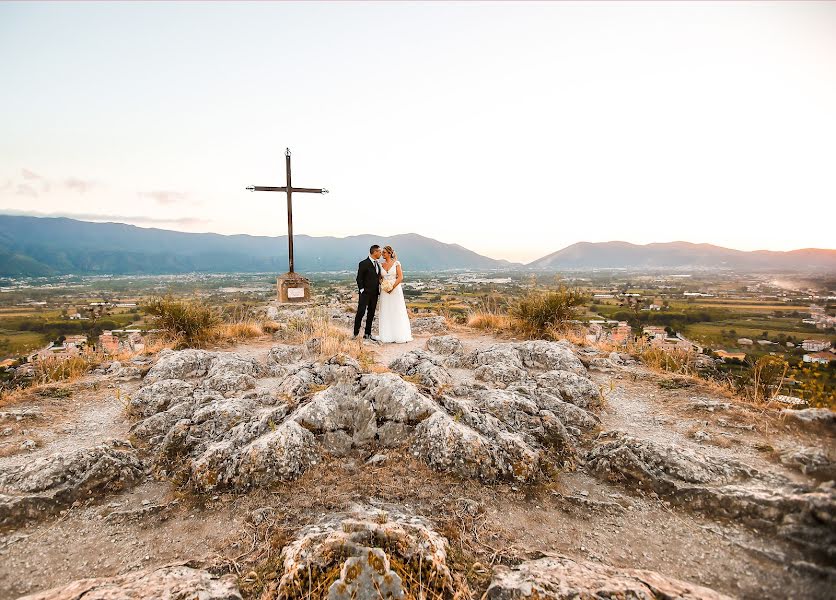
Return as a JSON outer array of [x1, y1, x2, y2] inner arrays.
[[1, 1, 834, 262]]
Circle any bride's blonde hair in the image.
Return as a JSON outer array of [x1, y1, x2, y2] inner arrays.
[[383, 245, 396, 260]]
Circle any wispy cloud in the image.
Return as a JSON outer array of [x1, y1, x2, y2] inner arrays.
[[20, 168, 45, 182], [0, 209, 209, 228], [64, 177, 100, 194], [15, 184, 39, 198], [20, 168, 50, 193], [138, 190, 190, 205]]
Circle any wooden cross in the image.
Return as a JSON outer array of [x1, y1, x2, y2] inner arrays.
[[246, 148, 328, 273]]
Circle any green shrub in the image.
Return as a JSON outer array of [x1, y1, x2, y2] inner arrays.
[[510, 287, 587, 338], [146, 296, 219, 348]]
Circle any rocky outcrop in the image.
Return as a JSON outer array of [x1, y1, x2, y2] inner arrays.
[[0, 440, 143, 528], [388, 349, 453, 392], [458, 341, 590, 396], [18, 564, 242, 600], [483, 555, 732, 600], [128, 340, 600, 490], [410, 316, 448, 333], [260, 506, 463, 600], [587, 432, 836, 558]]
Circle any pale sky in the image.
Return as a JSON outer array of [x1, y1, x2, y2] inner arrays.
[[1, 1, 834, 263]]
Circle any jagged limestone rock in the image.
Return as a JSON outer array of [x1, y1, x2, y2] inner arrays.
[[128, 344, 601, 490], [18, 564, 242, 600], [260, 506, 461, 600], [0, 440, 143, 528], [410, 316, 448, 333], [483, 555, 732, 600], [268, 343, 305, 366], [388, 349, 453, 392], [587, 433, 836, 558], [426, 335, 464, 357]]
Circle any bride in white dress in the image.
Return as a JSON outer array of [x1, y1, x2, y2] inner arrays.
[[377, 245, 413, 343]]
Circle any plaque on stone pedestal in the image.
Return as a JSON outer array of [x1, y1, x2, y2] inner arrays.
[[278, 273, 311, 303]]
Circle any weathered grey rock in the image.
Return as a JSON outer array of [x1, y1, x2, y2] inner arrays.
[[266, 305, 280, 320], [0, 440, 143, 528], [145, 348, 216, 381], [587, 433, 757, 492], [484, 555, 732, 600], [129, 379, 196, 418], [129, 342, 600, 490], [463, 341, 588, 388], [410, 315, 448, 333], [268, 343, 305, 365], [779, 445, 835, 477], [388, 349, 453, 391], [261, 507, 459, 600], [515, 340, 586, 374], [587, 433, 836, 557], [427, 335, 464, 356], [18, 564, 242, 600], [782, 408, 836, 428], [588, 357, 617, 372], [535, 371, 600, 408]]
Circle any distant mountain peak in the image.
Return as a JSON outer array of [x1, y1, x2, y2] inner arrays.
[[0, 214, 516, 276], [528, 241, 835, 271]]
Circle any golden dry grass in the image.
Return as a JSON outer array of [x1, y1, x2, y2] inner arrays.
[[278, 307, 372, 368], [32, 354, 102, 386], [467, 311, 512, 331]]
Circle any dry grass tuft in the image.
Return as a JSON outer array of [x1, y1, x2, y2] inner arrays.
[[278, 307, 371, 367], [467, 311, 511, 331], [214, 321, 264, 343], [510, 288, 587, 339], [147, 296, 268, 348], [32, 355, 101, 386], [146, 296, 219, 348]]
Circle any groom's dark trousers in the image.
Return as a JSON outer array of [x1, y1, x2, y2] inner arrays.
[[354, 257, 381, 337]]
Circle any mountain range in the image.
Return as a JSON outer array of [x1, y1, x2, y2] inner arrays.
[[528, 241, 836, 271], [0, 215, 832, 276], [0, 215, 513, 276]]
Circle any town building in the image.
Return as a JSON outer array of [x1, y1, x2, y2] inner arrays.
[[802, 352, 834, 365], [642, 326, 667, 340], [715, 350, 747, 361], [801, 340, 832, 352], [610, 322, 632, 345], [98, 331, 120, 354]]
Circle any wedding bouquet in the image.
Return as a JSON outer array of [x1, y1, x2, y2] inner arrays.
[[381, 279, 394, 293]]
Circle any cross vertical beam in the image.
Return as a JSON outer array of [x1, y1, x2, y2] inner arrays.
[[285, 149, 294, 272], [246, 148, 328, 274]]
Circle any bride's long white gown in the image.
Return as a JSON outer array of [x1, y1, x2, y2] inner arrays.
[[378, 261, 413, 343]]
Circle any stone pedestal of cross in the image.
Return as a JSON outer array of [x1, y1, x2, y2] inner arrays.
[[247, 148, 328, 303]]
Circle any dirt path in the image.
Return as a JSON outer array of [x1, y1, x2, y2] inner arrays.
[[0, 332, 833, 599]]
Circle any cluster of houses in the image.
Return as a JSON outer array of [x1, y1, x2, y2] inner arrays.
[[800, 340, 834, 365], [0, 329, 152, 377], [802, 304, 836, 331], [586, 320, 633, 345]]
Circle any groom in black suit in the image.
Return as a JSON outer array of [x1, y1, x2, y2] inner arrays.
[[354, 244, 383, 339]]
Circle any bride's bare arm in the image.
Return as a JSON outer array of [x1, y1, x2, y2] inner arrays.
[[393, 263, 404, 289]]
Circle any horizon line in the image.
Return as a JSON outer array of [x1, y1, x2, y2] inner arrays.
[[1, 211, 834, 258]]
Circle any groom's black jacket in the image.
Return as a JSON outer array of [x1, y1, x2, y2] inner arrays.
[[356, 258, 380, 296]]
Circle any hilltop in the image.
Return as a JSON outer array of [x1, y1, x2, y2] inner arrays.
[[0, 303, 833, 599]]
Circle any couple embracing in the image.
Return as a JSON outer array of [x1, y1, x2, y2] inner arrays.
[[354, 244, 413, 343]]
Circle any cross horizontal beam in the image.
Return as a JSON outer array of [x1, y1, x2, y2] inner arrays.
[[246, 186, 328, 194]]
